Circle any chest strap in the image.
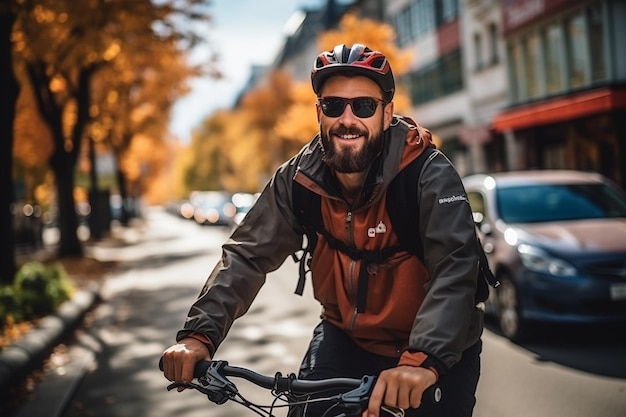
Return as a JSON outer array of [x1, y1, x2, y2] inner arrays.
[[316, 225, 405, 313]]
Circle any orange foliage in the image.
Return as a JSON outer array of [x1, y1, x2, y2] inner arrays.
[[275, 81, 318, 145], [13, 74, 54, 167], [318, 13, 413, 76]]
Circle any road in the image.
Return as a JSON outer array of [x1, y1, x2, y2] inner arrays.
[[21, 207, 626, 416]]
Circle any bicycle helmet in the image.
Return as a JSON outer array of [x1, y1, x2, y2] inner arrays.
[[311, 44, 395, 101]]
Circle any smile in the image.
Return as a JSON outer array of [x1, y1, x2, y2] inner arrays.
[[335, 133, 362, 140]]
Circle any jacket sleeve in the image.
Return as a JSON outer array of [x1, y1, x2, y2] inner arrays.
[[401, 150, 481, 373], [176, 157, 305, 352]]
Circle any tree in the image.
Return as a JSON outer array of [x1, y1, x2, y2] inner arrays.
[[13, 0, 216, 256], [88, 28, 197, 224], [0, 1, 20, 283]]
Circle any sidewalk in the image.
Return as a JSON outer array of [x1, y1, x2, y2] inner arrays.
[[0, 220, 146, 415]]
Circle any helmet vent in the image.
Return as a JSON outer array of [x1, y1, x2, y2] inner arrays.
[[371, 57, 386, 70]]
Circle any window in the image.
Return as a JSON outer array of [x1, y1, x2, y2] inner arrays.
[[565, 13, 587, 89], [442, 50, 463, 94], [588, 3, 607, 82], [392, 0, 448, 45], [506, 4, 609, 104], [394, 7, 412, 47], [521, 33, 541, 99], [497, 184, 626, 223], [508, 42, 521, 103], [543, 23, 565, 94], [437, 0, 459, 25], [417, 0, 436, 35], [474, 32, 483, 70], [488, 23, 499, 64], [408, 50, 463, 104], [467, 191, 488, 223]]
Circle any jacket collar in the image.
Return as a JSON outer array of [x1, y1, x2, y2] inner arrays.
[[294, 116, 410, 206]]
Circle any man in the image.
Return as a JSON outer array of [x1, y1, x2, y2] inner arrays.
[[162, 44, 484, 417]]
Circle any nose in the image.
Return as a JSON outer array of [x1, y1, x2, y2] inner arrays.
[[337, 102, 359, 124]]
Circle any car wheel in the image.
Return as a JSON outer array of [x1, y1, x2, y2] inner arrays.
[[496, 275, 528, 342]]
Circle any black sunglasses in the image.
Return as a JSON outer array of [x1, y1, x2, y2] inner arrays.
[[318, 96, 386, 118]]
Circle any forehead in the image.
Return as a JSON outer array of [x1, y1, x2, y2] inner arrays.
[[319, 75, 382, 98]]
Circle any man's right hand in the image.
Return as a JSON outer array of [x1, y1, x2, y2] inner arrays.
[[161, 337, 211, 390]]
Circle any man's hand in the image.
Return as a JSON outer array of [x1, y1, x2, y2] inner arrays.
[[364, 365, 437, 417], [161, 338, 211, 391]]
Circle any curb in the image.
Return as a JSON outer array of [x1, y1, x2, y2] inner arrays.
[[0, 283, 101, 401]]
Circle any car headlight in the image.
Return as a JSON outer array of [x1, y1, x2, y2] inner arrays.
[[517, 244, 577, 277]]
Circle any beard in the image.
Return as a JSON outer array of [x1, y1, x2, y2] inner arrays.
[[320, 122, 385, 173]]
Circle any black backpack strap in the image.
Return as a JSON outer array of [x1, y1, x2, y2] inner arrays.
[[292, 181, 320, 295], [386, 146, 437, 261], [316, 226, 403, 312]]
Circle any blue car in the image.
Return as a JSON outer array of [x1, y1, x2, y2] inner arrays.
[[463, 170, 626, 341]]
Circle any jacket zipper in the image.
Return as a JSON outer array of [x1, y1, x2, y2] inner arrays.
[[345, 210, 360, 331]]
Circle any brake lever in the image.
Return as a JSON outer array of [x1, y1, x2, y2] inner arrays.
[[197, 361, 239, 405], [337, 375, 376, 416], [382, 405, 405, 417]]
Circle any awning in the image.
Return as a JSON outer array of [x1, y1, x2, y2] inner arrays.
[[492, 87, 626, 132]]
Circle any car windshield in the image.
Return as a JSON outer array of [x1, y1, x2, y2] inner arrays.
[[496, 183, 626, 223]]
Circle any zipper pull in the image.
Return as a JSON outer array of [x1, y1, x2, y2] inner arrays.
[[346, 211, 352, 225]]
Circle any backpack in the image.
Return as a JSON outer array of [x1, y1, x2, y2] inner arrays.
[[291, 146, 499, 311]]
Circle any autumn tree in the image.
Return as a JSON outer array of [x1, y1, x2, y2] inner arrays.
[[12, 0, 215, 257], [88, 30, 198, 225], [182, 71, 293, 194], [13, 65, 54, 204]]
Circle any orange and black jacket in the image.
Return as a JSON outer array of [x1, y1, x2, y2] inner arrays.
[[178, 116, 483, 378]]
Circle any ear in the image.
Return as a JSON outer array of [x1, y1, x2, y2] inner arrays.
[[383, 101, 394, 129], [316, 101, 322, 123]]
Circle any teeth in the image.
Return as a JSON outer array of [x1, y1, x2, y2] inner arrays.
[[339, 134, 360, 139]]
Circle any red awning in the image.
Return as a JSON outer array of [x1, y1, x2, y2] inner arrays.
[[492, 87, 626, 132]]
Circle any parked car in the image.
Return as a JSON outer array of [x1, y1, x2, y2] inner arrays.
[[463, 170, 626, 341], [190, 191, 237, 226], [231, 192, 259, 225]]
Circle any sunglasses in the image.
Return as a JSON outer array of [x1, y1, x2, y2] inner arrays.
[[318, 96, 386, 118]]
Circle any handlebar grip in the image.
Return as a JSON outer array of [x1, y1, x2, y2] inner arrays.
[[194, 360, 211, 378], [423, 384, 442, 404], [158, 357, 212, 380]]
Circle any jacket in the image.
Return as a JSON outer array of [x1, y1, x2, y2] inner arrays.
[[178, 115, 483, 375]]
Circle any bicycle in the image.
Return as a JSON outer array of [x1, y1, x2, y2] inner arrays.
[[159, 358, 442, 417]]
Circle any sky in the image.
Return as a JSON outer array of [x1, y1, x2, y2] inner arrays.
[[169, 0, 324, 143]]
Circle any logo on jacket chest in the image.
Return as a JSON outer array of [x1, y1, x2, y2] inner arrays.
[[368, 221, 387, 238]]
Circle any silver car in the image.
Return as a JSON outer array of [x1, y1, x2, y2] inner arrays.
[[463, 170, 626, 341]]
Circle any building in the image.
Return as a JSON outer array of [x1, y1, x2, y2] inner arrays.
[[384, 0, 507, 175], [492, 0, 626, 187]]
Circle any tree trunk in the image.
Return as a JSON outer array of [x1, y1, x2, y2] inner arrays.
[[115, 167, 130, 225], [0, 8, 19, 284], [51, 153, 83, 257], [53, 67, 96, 257], [28, 62, 97, 258]]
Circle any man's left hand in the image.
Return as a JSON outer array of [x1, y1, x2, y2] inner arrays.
[[364, 365, 437, 417]]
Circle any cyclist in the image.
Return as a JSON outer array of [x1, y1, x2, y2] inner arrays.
[[162, 43, 484, 417]]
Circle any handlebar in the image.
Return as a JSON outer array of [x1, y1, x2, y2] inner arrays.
[[159, 358, 441, 417]]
